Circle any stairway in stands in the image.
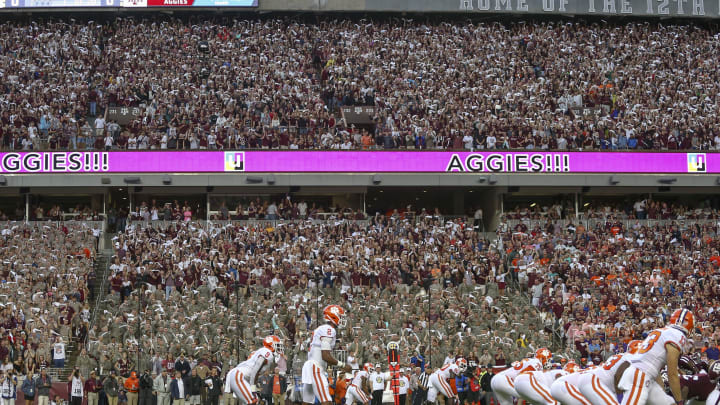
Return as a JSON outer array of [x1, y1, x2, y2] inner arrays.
[[52, 247, 113, 381]]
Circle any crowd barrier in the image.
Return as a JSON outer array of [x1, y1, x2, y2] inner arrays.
[[503, 217, 720, 231]]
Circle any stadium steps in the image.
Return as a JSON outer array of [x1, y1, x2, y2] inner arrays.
[[57, 251, 112, 381]]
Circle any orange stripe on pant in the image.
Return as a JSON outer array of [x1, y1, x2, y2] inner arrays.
[[235, 371, 253, 404], [360, 389, 369, 403], [313, 365, 329, 403], [529, 375, 555, 404], [591, 375, 615, 405], [506, 376, 515, 388], [630, 370, 645, 405], [625, 369, 641, 405], [352, 386, 368, 403], [439, 377, 454, 398], [565, 382, 591, 405]]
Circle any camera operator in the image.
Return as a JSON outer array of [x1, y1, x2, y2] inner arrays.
[[68, 367, 84, 405], [0, 370, 18, 404], [139, 369, 154, 405]]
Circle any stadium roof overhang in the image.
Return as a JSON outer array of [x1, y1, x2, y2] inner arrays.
[[0, 172, 718, 190]]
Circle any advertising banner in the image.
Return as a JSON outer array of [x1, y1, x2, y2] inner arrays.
[[0, 151, 714, 174]]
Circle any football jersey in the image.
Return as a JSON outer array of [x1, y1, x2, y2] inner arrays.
[[350, 370, 369, 388], [434, 363, 461, 380], [238, 347, 274, 379], [591, 353, 629, 388], [542, 369, 567, 385], [308, 324, 338, 368], [680, 373, 716, 401], [523, 370, 566, 387], [628, 327, 686, 378], [498, 358, 543, 380], [554, 370, 584, 388]]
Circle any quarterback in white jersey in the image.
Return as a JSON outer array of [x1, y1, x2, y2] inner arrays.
[[226, 336, 283, 405], [302, 305, 352, 405], [427, 358, 467, 403], [514, 367, 567, 405], [490, 348, 551, 405], [345, 363, 373, 405], [618, 309, 692, 405]]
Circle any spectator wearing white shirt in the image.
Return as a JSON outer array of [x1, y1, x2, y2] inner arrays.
[[104, 134, 114, 151], [171, 372, 185, 405], [463, 134, 473, 150], [94, 116, 106, 138], [485, 134, 497, 150], [266, 202, 278, 220], [138, 134, 149, 150], [207, 132, 217, 150], [28, 122, 38, 146]]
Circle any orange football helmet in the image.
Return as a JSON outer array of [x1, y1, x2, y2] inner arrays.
[[563, 361, 580, 373], [456, 358, 468, 372], [263, 335, 284, 354], [627, 340, 642, 354], [670, 309, 695, 334], [535, 348, 552, 365], [323, 304, 347, 328], [363, 363, 375, 373]]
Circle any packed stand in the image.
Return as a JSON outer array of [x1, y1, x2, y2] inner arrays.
[[498, 207, 720, 366], [3, 17, 720, 151], [84, 215, 550, 392], [0, 222, 98, 401], [503, 198, 720, 221]]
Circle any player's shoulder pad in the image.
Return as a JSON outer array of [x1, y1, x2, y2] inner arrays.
[[318, 324, 337, 336]]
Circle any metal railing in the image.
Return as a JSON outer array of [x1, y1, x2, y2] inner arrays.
[[124, 218, 373, 230], [122, 215, 473, 231], [87, 254, 110, 351], [0, 220, 105, 227], [501, 218, 720, 231], [496, 231, 565, 352]]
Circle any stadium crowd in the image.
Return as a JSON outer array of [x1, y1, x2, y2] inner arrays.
[[498, 208, 720, 367], [0, 222, 97, 376], [503, 198, 720, 221], [90, 215, 549, 379], [2, 196, 720, 403], [2, 17, 720, 151]]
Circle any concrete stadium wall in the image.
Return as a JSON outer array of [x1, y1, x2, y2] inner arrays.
[[256, 0, 720, 17]]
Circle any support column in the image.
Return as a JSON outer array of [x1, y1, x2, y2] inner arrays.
[[575, 193, 579, 219], [453, 190, 465, 216], [206, 193, 211, 222], [477, 188, 501, 232], [25, 194, 29, 223]]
